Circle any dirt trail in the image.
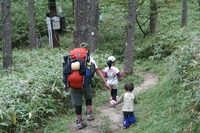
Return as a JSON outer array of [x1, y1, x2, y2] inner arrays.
[[68, 72, 158, 133]]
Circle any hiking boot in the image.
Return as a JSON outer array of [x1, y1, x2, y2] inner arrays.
[[86, 112, 95, 121], [76, 120, 87, 130]]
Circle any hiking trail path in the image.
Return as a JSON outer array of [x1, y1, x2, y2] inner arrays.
[[68, 72, 158, 133]]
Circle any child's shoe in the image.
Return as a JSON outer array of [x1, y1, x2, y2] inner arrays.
[[123, 117, 130, 128], [109, 100, 116, 107]]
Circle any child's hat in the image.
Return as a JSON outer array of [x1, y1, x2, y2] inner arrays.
[[108, 56, 116, 62]]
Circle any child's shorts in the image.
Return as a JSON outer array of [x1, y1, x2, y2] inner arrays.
[[123, 112, 136, 128]]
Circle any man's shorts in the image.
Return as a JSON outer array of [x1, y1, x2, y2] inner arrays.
[[70, 85, 92, 106]]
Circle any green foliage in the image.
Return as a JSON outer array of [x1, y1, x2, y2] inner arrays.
[[133, 66, 199, 133], [6, 0, 73, 48], [99, 115, 110, 132], [132, 28, 200, 133], [166, 43, 200, 112], [1, 0, 200, 132], [98, 1, 200, 132], [59, 34, 74, 49], [0, 48, 71, 132], [98, 0, 190, 60], [99, 3, 127, 41], [98, 2, 128, 56], [168, 44, 199, 85], [135, 28, 193, 59], [134, 0, 200, 60]]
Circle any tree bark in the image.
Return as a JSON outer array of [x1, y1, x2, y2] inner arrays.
[[73, 0, 88, 48], [29, 0, 37, 49], [124, 0, 136, 74], [150, 0, 157, 33], [73, 0, 99, 51], [2, 0, 12, 68], [181, 0, 188, 27]]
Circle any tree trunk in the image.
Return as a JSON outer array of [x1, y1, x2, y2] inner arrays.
[[29, 0, 37, 50], [150, 0, 157, 33], [2, 0, 12, 68], [73, 0, 88, 48], [181, 0, 188, 27], [87, 0, 99, 52], [124, 0, 136, 74]]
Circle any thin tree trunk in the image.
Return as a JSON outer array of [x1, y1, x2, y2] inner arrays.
[[29, 0, 37, 49], [124, 0, 136, 74], [150, 0, 157, 33], [2, 0, 12, 68], [181, 0, 188, 27]]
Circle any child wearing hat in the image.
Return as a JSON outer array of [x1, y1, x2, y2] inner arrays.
[[115, 82, 137, 128], [103, 56, 125, 107]]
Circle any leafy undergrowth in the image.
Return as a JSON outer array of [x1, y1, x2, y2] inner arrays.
[[131, 71, 200, 133], [1, 0, 200, 133], [129, 39, 200, 132], [0, 48, 71, 132], [127, 43, 199, 133]]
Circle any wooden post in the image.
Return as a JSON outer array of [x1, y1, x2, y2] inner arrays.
[[48, 0, 59, 48]]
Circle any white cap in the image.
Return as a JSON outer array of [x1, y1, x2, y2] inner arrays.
[[108, 56, 116, 62]]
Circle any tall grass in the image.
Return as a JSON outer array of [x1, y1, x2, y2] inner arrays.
[[0, 48, 70, 132], [0, 0, 199, 132]]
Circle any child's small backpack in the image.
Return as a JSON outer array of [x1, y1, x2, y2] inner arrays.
[[63, 47, 95, 89]]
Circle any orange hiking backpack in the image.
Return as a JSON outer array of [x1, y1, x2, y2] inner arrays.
[[63, 47, 92, 89]]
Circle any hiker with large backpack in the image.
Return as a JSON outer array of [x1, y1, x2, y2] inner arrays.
[[62, 42, 111, 130]]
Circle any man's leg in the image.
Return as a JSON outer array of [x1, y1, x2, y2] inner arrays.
[[84, 85, 94, 121], [75, 105, 82, 122], [71, 88, 87, 129]]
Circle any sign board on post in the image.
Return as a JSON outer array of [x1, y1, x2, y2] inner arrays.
[[51, 16, 60, 30]]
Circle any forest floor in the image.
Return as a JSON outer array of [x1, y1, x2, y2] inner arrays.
[[67, 72, 158, 133]]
